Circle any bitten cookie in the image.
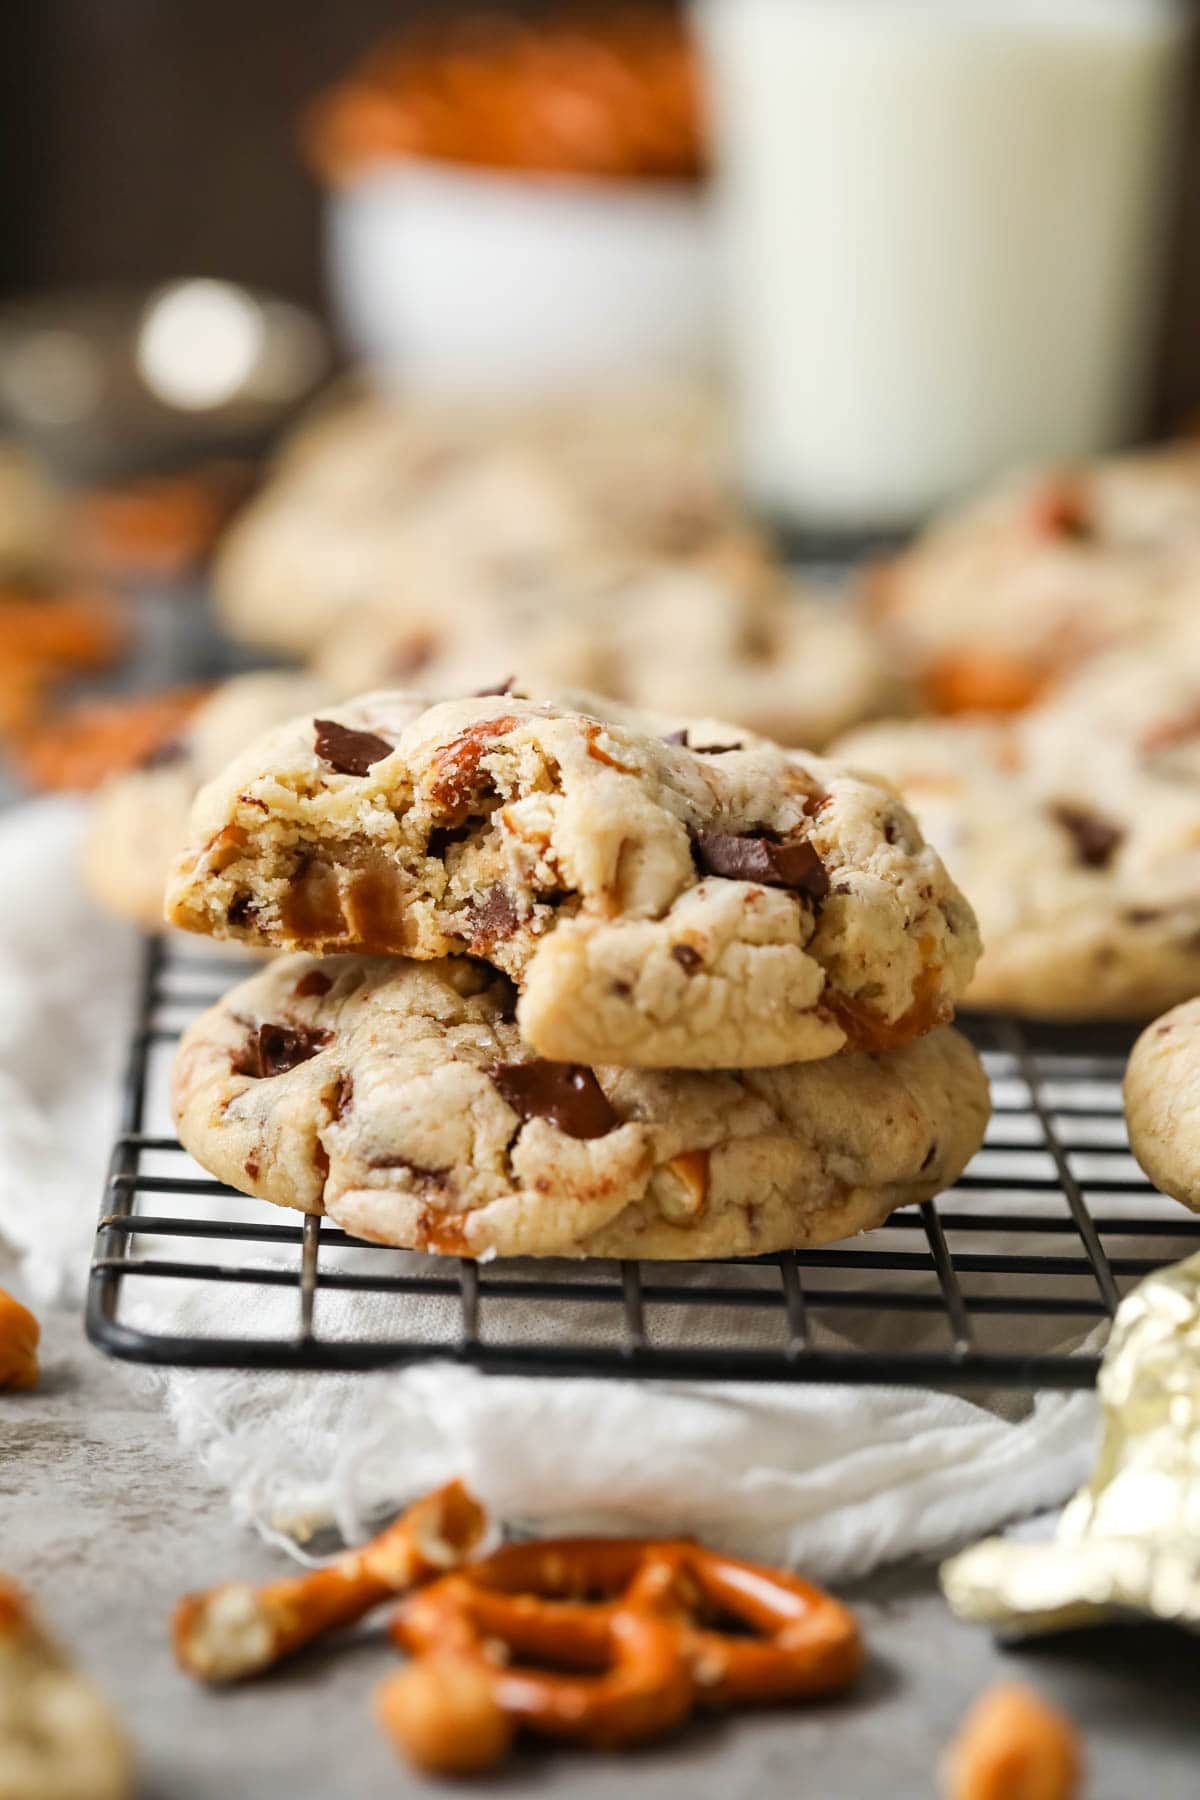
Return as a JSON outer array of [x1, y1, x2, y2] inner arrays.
[[85, 671, 329, 929], [171, 953, 991, 1260], [165, 691, 979, 1068], [836, 711, 1200, 1019], [1124, 999, 1200, 1211], [866, 441, 1200, 714]]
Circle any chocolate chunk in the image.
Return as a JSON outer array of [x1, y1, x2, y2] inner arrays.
[[1124, 907, 1165, 926], [473, 676, 516, 697], [334, 1073, 354, 1118], [671, 943, 703, 973], [691, 830, 830, 900], [293, 970, 333, 998], [234, 1022, 332, 1080], [488, 1060, 619, 1140], [661, 728, 689, 747], [1050, 803, 1124, 869], [138, 735, 188, 771], [227, 893, 258, 928], [468, 884, 520, 946], [313, 718, 394, 777]]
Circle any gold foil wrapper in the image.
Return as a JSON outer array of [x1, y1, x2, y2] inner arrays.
[[941, 1250, 1200, 1636]]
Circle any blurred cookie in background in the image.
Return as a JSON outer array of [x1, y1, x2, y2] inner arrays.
[[865, 439, 1200, 715], [835, 710, 1200, 1020], [212, 382, 753, 655], [83, 671, 328, 930], [319, 556, 906, 752]]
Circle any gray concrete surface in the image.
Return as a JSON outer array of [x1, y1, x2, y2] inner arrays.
[[6, 1298, 1199, 1799]]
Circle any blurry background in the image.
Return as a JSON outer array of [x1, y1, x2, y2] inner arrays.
[[3, 0, 1200, 428]]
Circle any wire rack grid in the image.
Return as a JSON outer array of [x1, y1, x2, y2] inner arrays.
[[87, 935, 1200, 1389]]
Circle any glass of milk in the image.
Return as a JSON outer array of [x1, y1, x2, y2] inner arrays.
[[693, 0, 1193, 534]]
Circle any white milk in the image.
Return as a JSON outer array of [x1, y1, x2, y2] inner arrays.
[[694, 0, 1192, 530]]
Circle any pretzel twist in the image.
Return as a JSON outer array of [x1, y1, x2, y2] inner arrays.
[[378, 1537, 861, 1774], [173, 1480, 485, 1682]]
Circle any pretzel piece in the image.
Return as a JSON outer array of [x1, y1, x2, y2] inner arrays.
[[173, 1480, 485, 1683], [0, 1289, 39, 1390], [943, 1683, 1082, 1800], [379, 1537, 861, 1774]]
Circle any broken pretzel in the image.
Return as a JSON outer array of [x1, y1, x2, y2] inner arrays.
[[378, 1536, 862, 1775], [173, 1479, 485, 1682]]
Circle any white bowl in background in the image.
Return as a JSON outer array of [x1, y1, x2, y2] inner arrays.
[[325, 158, 718, 398]]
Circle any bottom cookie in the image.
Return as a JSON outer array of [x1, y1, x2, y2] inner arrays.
[[172, 954, 991, 1260]]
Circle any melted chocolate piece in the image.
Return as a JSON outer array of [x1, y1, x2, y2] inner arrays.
[[227, 893, 258, 929], [234, 1022, 332, 1080], [691, 830, 829, 900], [1050, 803, 1124, 870], [671, 943, 703, 973], [334, 1073, 354, 1119], [473, 677, 516, 697], [293, 970, 333, 998], [661, 728, 689, 746], [313, 718, 394, 777], [488, 1060, 619, 1140], [468, 885, 520, 946]]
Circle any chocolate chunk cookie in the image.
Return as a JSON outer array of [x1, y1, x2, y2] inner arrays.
[[165, 691, 979, 1068], [866, 440, 1200, 715], [318, 557, 905, 753], [214, 383, 750, 657], [1125, 998, 1200, 1212], [836, 700, 1200, 1019], [172, 954, 991, 1259]]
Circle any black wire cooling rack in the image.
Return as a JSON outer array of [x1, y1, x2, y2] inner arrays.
[[86, 935, 1200, 1388]]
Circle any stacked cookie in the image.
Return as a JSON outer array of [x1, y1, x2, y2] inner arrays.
[[165, 691, 990, 1260]]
